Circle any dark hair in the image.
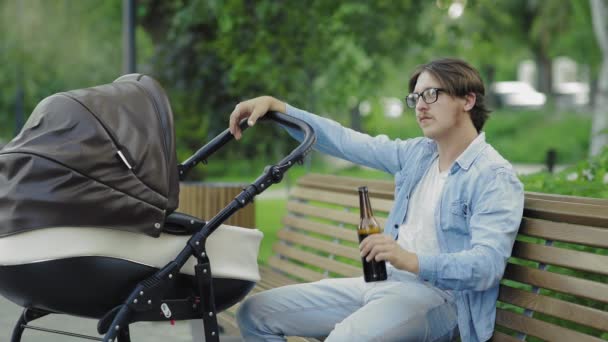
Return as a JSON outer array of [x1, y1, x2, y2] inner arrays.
[[408, 58, 490, 133]]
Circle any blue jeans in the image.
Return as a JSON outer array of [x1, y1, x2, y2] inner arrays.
[[236, 268, 458, 341]]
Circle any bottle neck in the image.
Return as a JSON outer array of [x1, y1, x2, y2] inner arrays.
[[358, 189, 373, 219]]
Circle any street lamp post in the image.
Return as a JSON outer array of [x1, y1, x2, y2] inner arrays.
[[14, 0, 24, 136], [122, 0, 136, 74]]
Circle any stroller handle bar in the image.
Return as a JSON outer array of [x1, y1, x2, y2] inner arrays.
[[100, 112, 315, 342], [178, 111, 316, 180], [175, 109, 316, 243]]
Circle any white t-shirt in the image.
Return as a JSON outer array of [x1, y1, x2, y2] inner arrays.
[[396, 157, 447, 256]]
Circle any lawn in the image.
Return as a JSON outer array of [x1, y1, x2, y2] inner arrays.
[[255, 198, 287, 265]]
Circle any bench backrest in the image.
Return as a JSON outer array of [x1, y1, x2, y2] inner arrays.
[[270, 173, 608, 341]]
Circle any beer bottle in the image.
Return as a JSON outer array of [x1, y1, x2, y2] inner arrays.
[[358, 186, 387, 282]]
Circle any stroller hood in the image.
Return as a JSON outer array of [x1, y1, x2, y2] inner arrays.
[[0, 74, 179, 237]]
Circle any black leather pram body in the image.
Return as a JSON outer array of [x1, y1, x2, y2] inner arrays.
[[0, 74, 315, 342]]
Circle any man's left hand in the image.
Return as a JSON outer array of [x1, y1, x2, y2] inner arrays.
[[359, 234, 419, 274]]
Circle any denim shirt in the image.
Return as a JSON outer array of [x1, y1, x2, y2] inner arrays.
[[283, 104, 524, 342]]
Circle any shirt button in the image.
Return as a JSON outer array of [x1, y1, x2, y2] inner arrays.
[[394, 224, 399, 229]]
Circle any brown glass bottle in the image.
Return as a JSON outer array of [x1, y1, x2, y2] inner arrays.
[[358, 186, 387, 282]]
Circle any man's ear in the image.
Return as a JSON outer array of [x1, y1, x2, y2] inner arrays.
[[464, 92, 476, 111]]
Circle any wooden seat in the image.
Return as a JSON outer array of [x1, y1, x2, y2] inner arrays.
[[219, 173, 608, 342]]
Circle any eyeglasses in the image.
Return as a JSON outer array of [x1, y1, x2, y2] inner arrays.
[[405, 88, 446, 108]]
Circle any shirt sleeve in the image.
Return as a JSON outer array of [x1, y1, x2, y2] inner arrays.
[[282, 104, 420, 175], [417, 168, 524, 291]]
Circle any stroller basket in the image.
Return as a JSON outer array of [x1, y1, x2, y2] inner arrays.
[[0, 74, 316, 342]]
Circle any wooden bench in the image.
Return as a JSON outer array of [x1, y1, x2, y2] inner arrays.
[[218, 173, 608, 341]]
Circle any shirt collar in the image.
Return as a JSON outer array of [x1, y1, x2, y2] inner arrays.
[[454, 132, 487, 171], [424, 132, 488, 173]]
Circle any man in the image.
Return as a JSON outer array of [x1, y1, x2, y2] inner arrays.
[[228, 58, 524, 342]]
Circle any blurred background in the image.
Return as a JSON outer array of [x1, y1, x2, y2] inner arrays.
[[1, 0, 608, 251], [1, 1, 608, 340], [2, 0, 607, 180]]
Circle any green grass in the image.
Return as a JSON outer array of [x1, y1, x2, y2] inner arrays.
[[255, 198, 287, 265], [485, 113, 591, 164]]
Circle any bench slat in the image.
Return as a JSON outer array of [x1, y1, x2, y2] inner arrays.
[[495, 309, 605, 342], [297, 180, 395, 200], [273, 243, 361, 277], [298, 174, 608, 206], [268, 255, 327, 282], [287, 201, 358, 225], [512, 241, 608, 276], [524, 198, 608, 228], [490, 331, 523, 342], [299, 173, 394, 190], [287, 201, 387, 227], [298, 174, 394, 199], [283, 216, 359, 243], [290, 187, 394, 213], [217, 312, 241, 335], [519, 218, 608, 248], [286, 337, 321, 342], [527, 191, 608, 206], [277, 230, 361, 261], [498, 285, 608, 331], [260, 265, 301, 287], [503, 264, 608, 303]]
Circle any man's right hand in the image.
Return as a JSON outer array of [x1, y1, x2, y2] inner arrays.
[[229, 96, 286, 140]]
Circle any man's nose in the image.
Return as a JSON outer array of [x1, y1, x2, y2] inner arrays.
[[415, 97, 428, 111]]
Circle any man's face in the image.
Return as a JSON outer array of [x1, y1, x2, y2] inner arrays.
[[412, 71, 469, 141]]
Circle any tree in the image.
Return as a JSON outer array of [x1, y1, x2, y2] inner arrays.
[[420, 0, 594, 96], [590, 0, 608, 156], [138, 0, 418, 172], [0, 0, 127, 138]]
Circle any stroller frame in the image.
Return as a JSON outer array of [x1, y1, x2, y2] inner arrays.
[[10, 112, 315, 342]]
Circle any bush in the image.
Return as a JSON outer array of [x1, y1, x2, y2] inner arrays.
[[521, 146, 608, 198]]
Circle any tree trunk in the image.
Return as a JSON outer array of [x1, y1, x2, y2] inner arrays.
[[482, 64, 497, 108], [350, 103, 362, 133], [590, 0, 608, 156], [535, 48, 553, 96]]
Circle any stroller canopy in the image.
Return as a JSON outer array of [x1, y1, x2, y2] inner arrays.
[[0, 74, 179, 237]]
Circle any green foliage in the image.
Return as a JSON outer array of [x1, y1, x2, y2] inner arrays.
[[364, 105, 591, 164], [521, 146, 608, 198], [416, 0, 530, 81], [1, 0, 603, 181], [0, 0, 153, 140], [485, 111, 591, 164], [417, 0, 600, 89], [138, 0, 420, 178]]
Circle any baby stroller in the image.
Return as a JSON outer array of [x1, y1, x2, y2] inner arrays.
[[0, 74, 315, 342]]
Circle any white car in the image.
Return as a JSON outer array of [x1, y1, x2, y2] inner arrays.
[[491, 81, 547, 108], [554, 82, 590, 106]]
